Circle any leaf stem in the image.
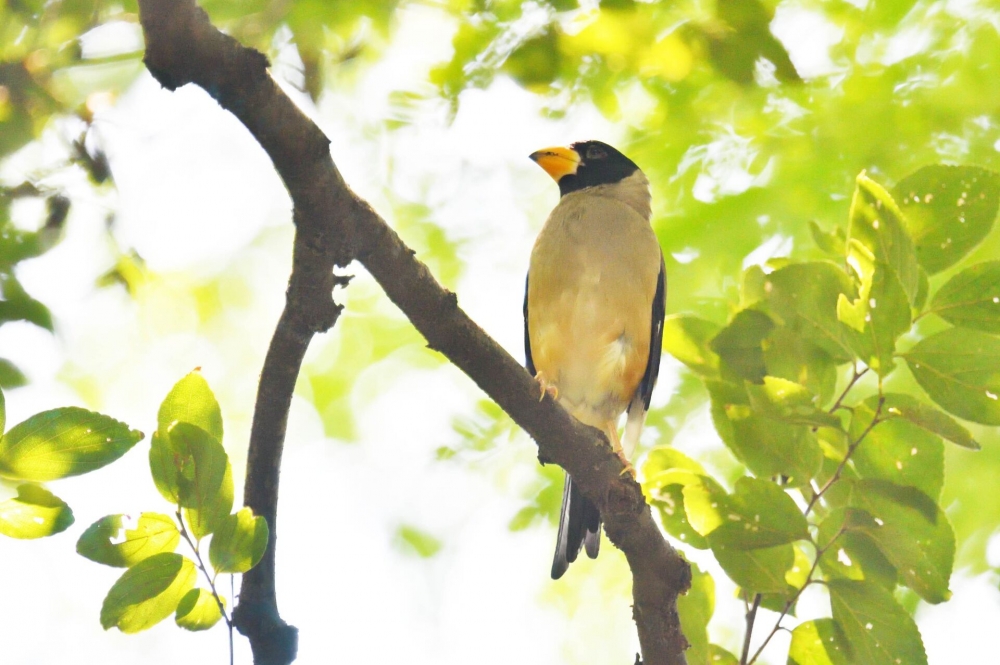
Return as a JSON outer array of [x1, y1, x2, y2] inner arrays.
[[176, 510, 234, 665], [829, 365, 869, 414], [805, 394, 884, 518]]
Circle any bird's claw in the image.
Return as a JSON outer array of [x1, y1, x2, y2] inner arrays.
[[534, 372, 559, 402], [617, 451, 636, 478]]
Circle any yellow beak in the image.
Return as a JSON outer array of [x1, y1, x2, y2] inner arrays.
[[529, 146, 580, 182]]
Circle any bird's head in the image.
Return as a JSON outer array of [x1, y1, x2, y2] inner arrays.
[[529, 140, 640, 197]]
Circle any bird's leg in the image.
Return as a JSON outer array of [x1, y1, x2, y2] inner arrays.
[[533, 371, 559, 402], [605, 423, 636, 478]]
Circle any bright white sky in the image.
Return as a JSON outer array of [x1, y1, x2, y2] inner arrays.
[[2, 4, 1000, 664]]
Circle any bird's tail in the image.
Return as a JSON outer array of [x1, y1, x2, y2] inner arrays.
[[550, 475, 602, 579]]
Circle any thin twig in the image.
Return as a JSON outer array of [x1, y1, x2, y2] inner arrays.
[[746, 530, 843, 665], [805, 394, 885, 517], [176, 510, 234, 665], [829, 365, 869, 414], [740, 593, 762, 665]]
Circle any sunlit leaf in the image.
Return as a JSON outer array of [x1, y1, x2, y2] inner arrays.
[[817, 508, 898, 592], [208, 507, 269, 573], [787, 619, 850, 665], [0, 408, 143, 481], [149, 422, 233, 539], [100, 553, 197, 634], [157, 370, 223, 443], [708, 380, 822, 486], [828, 579, 927, 665], [928, 260, 1000, 334], [848, 172, 920, 305], [809, 221, 846, 257], [902, 327, 1000, 425], [77, 513, 180, 568], [876, 393, 978, 450], [0, 483, 73, 539], [393, 523, 442, 559], [746, 376, 841, 428], [175, 588, 224, 631], [660, 314, 721, 378], [894, 165, 1000, 274], [763, 328, 838, 405]]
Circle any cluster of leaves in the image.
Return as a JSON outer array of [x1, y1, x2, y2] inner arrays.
[[77, 371, 267, 640], [432, 0, 799, 114], [644, 163, 1000, 665]]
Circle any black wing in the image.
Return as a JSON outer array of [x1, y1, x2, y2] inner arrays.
[[524, 273, 536, 376], [634, 255, 666, 411]]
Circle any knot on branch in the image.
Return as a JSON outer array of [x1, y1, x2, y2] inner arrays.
[[233, 598, 299, 663]]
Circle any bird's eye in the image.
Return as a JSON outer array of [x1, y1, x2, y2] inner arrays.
[[585, 145, 607, 160]]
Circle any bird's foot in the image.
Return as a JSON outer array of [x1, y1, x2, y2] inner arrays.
[[616, 450, 636, 478], [533, 372, 559, 402]]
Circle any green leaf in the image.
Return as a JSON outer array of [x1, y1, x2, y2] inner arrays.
[[392, 523, 442, 559], [849, 479, 954, 604], [660, 315, 721, 378], [0, 483, 73, 539], [877, 393, 978, 449], [0, 408, 144, 481], [0, 386, 5, 434], [175, 588, 224, 631], [761, 262, 857, 363], [828, 579, 927, 665], [705, 477, 809, 549], [894, 165, 1000, 274], [100, 553, 197, 633], [712, 541, 794, 594], [850, 401, 944, 500], [709, 645, 739, 665], [76, 513, 180, 568], [787, 619, 850, 665], [708, 381, 822, 486], [157, 371, 223, 443], [809, 221, 846, 257], [677, 563, 714, 665], [746, 376, 841, 428], [710, 309, 774, 383], [837, 243, 912, 376], [928, 260, 1000, 333], [847, 172, 920, 305], [762, 328, 838, 406], [149, 422, 233, 538], [0, 359, 27, 390], [902, 327, 1000, 425], [208, 507, 269, 573], [643, 448, 710, 548], [817, 508, 898, 591]]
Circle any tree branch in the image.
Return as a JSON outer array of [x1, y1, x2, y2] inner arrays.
[[136, 2, 691, 664]]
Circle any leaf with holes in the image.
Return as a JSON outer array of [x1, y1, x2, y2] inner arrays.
[[77, 513, 180, 568], [746, 376, 841, 429], [902, 327, 1000, 425], [828, 579, 927, 665], [0, 408, 143, 481], [787, 619, 851, 665], [712, 541, 794, 595], [703, 476, 808, 550], [850, 402, 944, 500], [876, 393, 978, 449], [894, 165, 1000, 274], [928, 260, 1000, 334], [848, 479, 954, 604]]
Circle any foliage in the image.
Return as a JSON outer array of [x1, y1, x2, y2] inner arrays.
[[645, 164, 999, 664], [77, 371, 267, 646]]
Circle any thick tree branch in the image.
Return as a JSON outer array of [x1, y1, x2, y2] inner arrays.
[[137, 2, 691, 664]]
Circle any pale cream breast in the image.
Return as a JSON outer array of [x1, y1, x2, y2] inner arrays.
[[527, 175, 661, 427]]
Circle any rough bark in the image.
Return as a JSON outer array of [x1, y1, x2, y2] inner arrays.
[[136, 2, 691, 663]]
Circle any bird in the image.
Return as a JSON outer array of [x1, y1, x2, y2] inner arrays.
[[525, 140, 666, 580]]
